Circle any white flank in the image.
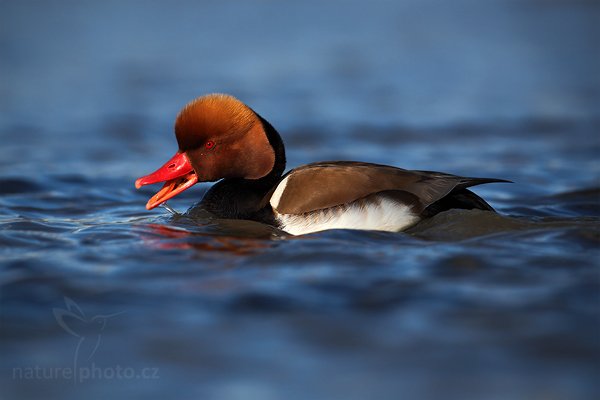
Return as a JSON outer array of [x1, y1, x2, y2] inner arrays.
[[269, 175, 289, 209], [274, 197, 420, 236]]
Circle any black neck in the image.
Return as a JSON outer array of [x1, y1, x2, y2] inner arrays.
[[194, 114, 286, 222], [257, 113, 286, 183]]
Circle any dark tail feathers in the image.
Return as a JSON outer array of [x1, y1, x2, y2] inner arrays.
[[422, 178, 512, 218]]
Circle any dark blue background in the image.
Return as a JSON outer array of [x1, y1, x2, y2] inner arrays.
[[1, 1, 599, 399]]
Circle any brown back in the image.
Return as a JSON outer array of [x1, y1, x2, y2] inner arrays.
[[272, 161, 470, 214]]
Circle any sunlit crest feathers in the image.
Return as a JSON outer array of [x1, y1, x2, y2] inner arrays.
[[174, 94, 258, 151]]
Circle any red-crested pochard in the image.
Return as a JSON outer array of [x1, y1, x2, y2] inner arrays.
[[135, 94, 508, 235]]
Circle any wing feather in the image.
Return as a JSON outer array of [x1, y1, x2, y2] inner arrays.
[[270, 161, 508, 215]]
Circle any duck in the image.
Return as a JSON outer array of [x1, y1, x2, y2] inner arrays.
[[135, 94, 509, 236]]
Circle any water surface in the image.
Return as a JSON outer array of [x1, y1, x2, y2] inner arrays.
[[1, 1, 599, 399]]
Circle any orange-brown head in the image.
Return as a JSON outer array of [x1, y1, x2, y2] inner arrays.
[[135, 94, 278, 210]]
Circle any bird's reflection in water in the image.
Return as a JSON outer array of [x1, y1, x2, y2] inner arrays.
[[141, 216, 286, 255]]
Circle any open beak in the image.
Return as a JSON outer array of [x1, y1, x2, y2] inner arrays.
[[135, 152, 198, 210]]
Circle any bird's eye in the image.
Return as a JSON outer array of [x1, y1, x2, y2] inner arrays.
[[205, 141, 215, 150]]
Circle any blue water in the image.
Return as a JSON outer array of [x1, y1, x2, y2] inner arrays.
[[1, 1, 599, 399]]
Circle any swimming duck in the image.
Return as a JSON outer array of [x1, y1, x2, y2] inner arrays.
[[135, 94, 508, 235]]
